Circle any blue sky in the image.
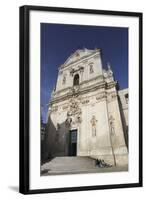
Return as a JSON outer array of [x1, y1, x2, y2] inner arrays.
[[41, 23, 128, 123]]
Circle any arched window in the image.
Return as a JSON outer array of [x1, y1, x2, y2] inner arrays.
[[73, 74, 79, 86]]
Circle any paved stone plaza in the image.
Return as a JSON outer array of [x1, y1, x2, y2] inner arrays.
[[41, 156, 128, 176]]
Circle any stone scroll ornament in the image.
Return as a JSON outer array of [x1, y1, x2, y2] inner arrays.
[[90, 115, 98, 136]]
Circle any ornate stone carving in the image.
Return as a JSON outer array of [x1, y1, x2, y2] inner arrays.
[[70, 66, 84, 76], [96, 92, 107, 102], [107, 92, 117, 103], [72, 85, 80, 94], [68, 97, 80, 114], [103, 63, 114, 81], [90, 115, 98, 136], [62, 105, 68, 110], [81, 99, 89, 104], [76, 114, 82, 123], [103, 69, 108, 78], [111, 93, 117, 99], [65, 97, 82, 128], [65, 112, 72, 128]]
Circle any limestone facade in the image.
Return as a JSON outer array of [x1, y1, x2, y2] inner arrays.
[[44, 48, 128, 166]]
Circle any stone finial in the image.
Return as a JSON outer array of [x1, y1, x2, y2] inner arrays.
[[107, 62, 113, 77], [107, 62, 112, 70]]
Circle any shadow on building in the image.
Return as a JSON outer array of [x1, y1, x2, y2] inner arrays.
[[118, 95, 128, 149], [41, 116, 70, 164]]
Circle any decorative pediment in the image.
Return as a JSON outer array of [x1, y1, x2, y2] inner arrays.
[[61, 48, 100, 68]]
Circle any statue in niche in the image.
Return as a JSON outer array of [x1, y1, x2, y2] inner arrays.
[[79, 66, 84, 73], [76, 114, 82, 124], [109, 115, 115, 135], [65, 111, 72, 128], [62, 75, 66, 84], [90, 115, 98, 136], [89, 64, 94, 73]]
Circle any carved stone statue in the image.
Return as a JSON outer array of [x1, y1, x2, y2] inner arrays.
[[76, 115, 82, 124], [62, 75, 66, 84], [65, 114, 72, 128], [90, 115, 98, 136], [89, 64, 94, 73]]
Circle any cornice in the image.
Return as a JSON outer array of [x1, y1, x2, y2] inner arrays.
[[53, 75, 104, 96], [49, 81, 116, 105]]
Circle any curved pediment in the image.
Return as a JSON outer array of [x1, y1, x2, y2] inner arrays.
[[61, 48, 100, 68]]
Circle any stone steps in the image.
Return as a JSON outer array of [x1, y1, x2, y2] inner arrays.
[[41, 156, 97, 172]]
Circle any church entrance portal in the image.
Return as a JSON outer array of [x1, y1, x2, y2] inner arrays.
[[68, 129, 77, 156]]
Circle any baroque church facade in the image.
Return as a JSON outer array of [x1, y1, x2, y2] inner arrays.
[[44, 48, 128, 166]]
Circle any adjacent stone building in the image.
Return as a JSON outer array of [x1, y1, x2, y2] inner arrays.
[[43, 48, 128, 166]]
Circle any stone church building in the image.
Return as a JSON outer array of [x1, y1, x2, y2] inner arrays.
[[43, 48, 128, 166]]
